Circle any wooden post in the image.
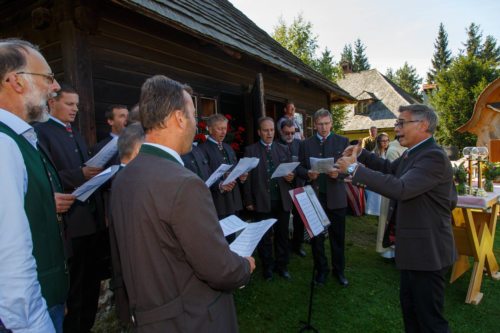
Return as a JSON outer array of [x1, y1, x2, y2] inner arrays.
[[59, 0, 97, 146]]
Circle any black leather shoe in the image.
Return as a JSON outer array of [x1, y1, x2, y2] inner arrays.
[[263, 268, 273, 281], [333, 271, 349, 287], [314, 271, 327, 286], [277, 270, 292, 280], [293, 248, 307, 257]]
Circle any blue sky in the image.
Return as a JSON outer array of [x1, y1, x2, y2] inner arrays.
[[229, 0, 500, 80]]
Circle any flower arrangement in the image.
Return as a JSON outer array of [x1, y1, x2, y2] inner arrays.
[[483, 161, 500, 192], [194, 114, 245, 152], [453, 162, 468, 195]]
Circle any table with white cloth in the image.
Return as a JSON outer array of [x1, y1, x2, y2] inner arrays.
[[450, 185, 500, 305]]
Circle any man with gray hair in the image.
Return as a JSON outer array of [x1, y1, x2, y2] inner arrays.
[[110, 75, 254, 332], [0, 38, 70, 332], [337, 104, 457, 332]]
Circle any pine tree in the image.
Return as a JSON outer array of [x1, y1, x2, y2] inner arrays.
[[352, 38, 370, 72], [427, 23, 452, 83], [385, 68, 395, 81], [480, 35, 500, 63], [393, 62, 423, 101], [340, 44, 353, 66], [313, 48, 341, 82], [463, 23, 482, 58]]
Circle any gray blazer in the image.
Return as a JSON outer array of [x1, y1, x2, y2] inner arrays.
[[354, 138, 458, 271], [110, 147, 251, 332], [296, 133, 349, 210], [243, 142, 293, 212]]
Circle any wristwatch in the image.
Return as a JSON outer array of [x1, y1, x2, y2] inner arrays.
[[347, 162, 359, 175]]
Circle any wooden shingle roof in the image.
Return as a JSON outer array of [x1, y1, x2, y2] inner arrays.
[[337, 69, 419, 131], [112, 0, 354, 102]]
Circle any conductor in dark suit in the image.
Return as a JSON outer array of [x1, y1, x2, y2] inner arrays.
[[110, 75, 255, 332], [296, 108, 349, 286], [199, 114, 246, 219], [279, 119, 306, 257], [337, 104, 457, 333], [34, 84, 103, 332], [244, 117, 295, 280]]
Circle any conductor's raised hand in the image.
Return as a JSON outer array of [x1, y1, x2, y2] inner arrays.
[[342, 142, 362, 157]]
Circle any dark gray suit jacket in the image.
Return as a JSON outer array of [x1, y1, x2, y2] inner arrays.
[[354, 137, 457, 271], [296, 133, 349, 210], [279, 138, 304, 187], [199, 140, 243, 216], [181, 145, 211, 181], [243, 142, 293, 212], [35, 119, 98, 238], [110, 145, 250, 332]]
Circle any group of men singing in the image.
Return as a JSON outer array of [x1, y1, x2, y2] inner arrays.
[[1, 37, 457, 333]]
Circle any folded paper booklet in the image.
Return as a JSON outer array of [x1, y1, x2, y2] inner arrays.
[[72, 165, 120, 201], [310, 157, 335, 174], [289, 185, 330, 238], [229, 219, 277, 257], [205, 163, 232, 188], [271, 162, 300, 179], [222, 157, 259, 185], [85, 136, 118, 168]]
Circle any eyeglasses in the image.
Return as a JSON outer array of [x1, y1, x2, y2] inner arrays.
[[316, 121, 331, 127], [394, 120, 422, 128], [16, 71, 55, 84]]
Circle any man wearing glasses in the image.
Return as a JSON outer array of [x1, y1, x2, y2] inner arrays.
[[0, 39, 69, 333], [296, 108, 350, 286], [336, 104, 457, 332], [279, 119, 307, 258]]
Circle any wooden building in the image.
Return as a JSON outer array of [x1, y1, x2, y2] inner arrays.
[[1, 0, 353, 146], [337, 69, 418, 142]]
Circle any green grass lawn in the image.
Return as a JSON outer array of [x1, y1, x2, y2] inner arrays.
[[235, 215, 500, 333]]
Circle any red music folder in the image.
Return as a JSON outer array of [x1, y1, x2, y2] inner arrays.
[[289, 185, 330, 238]]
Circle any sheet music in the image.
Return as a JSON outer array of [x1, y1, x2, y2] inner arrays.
[[295, 192, 325, 236], [271, 162, 300, 179], [222, 157, 259, 185], [205, 163, 232, 188], [85, 136, 118, 167], [304, 186, 330, 227], [72, 165, 120, 201], [310, 157, 335, 173], [219, 215, 248, 237], [229, 219, 277, 257]]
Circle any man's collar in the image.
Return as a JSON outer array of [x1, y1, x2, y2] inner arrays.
[[407, 136, 434, 155], [142, 143, 184, 166], [49, 115, 68, 128], [0, 108, 32, 135], [208, 136, 221, 145], [260, 140, 273, 147], [316, 132, 331, 141], [110, 132, 119, 138]]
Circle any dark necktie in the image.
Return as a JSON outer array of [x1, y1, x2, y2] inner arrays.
[[217, 142, 223, 151], [265, 144, 271, 153]]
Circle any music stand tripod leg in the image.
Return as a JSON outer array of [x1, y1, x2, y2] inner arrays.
[[299, 263, 319, 332]]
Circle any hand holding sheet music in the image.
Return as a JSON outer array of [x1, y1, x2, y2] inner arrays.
[[85, 136, 118, 167]]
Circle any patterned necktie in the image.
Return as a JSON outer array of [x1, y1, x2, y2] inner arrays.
[[265, 144, 271, 152], [217, 142, 223, 151], [65, 124, 72, 133]]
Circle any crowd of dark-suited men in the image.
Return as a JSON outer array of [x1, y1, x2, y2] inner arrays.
[[1, 38, 458, 333]]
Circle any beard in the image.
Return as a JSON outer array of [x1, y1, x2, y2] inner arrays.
[[23, 79, 53, 123]]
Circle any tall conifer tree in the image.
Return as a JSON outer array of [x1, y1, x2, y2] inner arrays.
[[352, 38, 370, 72], [427, 23, 452, 83]]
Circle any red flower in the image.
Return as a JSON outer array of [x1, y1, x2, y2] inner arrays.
[[224, 114, 232, 121], [231, 142, 240, 152], [238, 126, 245, 133], [194, 133, 207, 143], [197, 121, 207, 131]]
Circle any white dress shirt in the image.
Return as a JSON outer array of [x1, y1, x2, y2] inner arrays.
[[0, 109, 55, 332]]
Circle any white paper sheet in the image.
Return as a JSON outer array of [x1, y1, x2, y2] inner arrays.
[[229, 219, 277, 257], [72, 165, 120, 201], [219, 215, 248, 237], [85, 136, 119, 167], [295, 192, 325, 236], [222, 157, 259, 185], [271, 162, 300, 179], [205, 163, 232, 188], [310, 157, 335, 174]]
